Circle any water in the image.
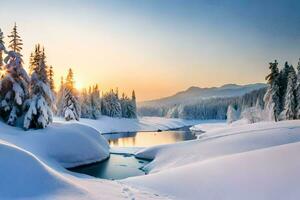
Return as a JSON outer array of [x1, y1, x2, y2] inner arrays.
[[69, 154, 149, 180], [103, 127, 196, 147], [69, 128, 196, 179]]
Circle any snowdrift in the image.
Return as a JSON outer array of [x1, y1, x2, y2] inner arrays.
[[125, 120, 300, 200], [0, 121, 110, 168]]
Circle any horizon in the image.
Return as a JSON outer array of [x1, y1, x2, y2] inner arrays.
[[1, 0, 300, 101]]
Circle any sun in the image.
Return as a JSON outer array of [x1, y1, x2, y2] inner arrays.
[[75, 81, 83, 90]]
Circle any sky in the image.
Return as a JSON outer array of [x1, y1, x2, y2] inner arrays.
[[0, 0, 300, 101]]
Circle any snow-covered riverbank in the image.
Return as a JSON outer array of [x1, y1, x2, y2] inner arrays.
[[125, 120, 300, 200], [2, 117, 300, 199], [56, 116, 208, 134]]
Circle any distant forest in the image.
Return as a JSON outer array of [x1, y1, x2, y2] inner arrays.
[[138, 87, 267, 120]]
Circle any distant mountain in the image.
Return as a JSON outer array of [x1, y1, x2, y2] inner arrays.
[[139, 83, 267, 107]]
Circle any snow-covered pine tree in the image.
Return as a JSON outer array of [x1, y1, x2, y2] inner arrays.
[[62, 68, 80, 121], [264, 60, 281, 121], [279, 65, 297, 120], [120, 93, 131, 118], [295, 58, 300, 119], [55, 76, 65, 116], [29, 44, 42, 75], [226, 104, 238, 124], [278, 61, 291, 112], [24, 46, 54, 129], [7, 23, 23, 54], [101, 89, 121, 118], [90, 84, 101, 119], [0, 28, 4, 67], [48, 65, 55, 91], [0, 46, 30, 126], [79, 88, 91, 118], [130, 90, 137, 118]]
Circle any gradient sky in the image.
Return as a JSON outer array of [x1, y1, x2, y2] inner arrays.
[[0, 0, 300, 101]]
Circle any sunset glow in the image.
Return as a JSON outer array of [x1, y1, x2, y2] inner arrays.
[[1, 0, 300, 101]]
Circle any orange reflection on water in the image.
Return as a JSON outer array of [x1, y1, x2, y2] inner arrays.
[[108, 131, 185, 147]]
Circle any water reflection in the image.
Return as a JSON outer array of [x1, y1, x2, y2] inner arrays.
[[69, 154, 149, 180], [103, 129, 196, 147]]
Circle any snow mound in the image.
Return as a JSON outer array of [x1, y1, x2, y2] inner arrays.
[[0, 140, 84, 199], [136, 120, 300, 173], [124, 120, 300, 199], [127, 141, 300, 200], [0, 121, 110, 168]]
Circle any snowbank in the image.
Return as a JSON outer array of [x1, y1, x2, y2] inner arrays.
[[123, 120, 300, 199], [135, 120, 300, 172], [0, 121, 110, 168], [0, 121, 168, 199], [55, 116, 203, 133], [127, 141, 300, 200], [0, 139, 166, 200]]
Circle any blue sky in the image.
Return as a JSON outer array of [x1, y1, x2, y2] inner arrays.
[[0, 0, 299, 100]]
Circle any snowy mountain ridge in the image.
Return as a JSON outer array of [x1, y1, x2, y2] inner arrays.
[[139, 83, 267, 107]]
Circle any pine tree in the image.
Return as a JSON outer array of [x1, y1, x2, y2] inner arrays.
[[280, 65, 297, 120], [29, 44, 42, 75], [48, 65, 55, 91], [7, 23, 23, 54], [264, 60, 281, 121], [56, 76, 65, 116], [0, 28, 4, 67], [90, 84, 101, 119], [63, 68, 80, 121], [131, 90, 137, 118], [278, 61, 291, 112], [24, 46, 54, 129], [0, 48, 30, 126], [295, 59, 300, 119], [79, 88, 91, 118], [101, 89, 121, 118], [226, 104, 238, 123]]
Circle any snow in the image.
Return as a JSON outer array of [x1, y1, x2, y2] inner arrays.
[[59, 116, 203, 134], [0, 119, 168, 199], [2, 116, 300, 199], [0, 138, 166, 200], [0, 121, 110, 168], [124, 120, 300, 200]]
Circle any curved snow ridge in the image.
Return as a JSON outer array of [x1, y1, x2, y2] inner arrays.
[[126, 141, 300, 200], [136, 120, 300, 173], [0, 123, 168, 200], [0, 122, 110, 168], [0, 139, 88, 199]]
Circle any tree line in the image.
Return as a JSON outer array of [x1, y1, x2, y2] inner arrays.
[[0, 24, 137, 130]]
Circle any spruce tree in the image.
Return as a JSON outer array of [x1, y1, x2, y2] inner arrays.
[[131, 90, 137, 118], [90, 84, 101, 119], [226, 104, 238, 123], [24, 46, 54, 129], [48, 65, 55, 91], [56, 76, 65, 116], [280, 65, 297, 120], [0, 28, 4, 67], [278, 61, 291, 112], [295, 58, 300, 119], [7, 23, 23, 54], [29, 44, 42, 75], [101, 89, 121, 118], [63, 68, 80, 121], [264, 60, 281, 121], [0, 47, 30, 126]]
